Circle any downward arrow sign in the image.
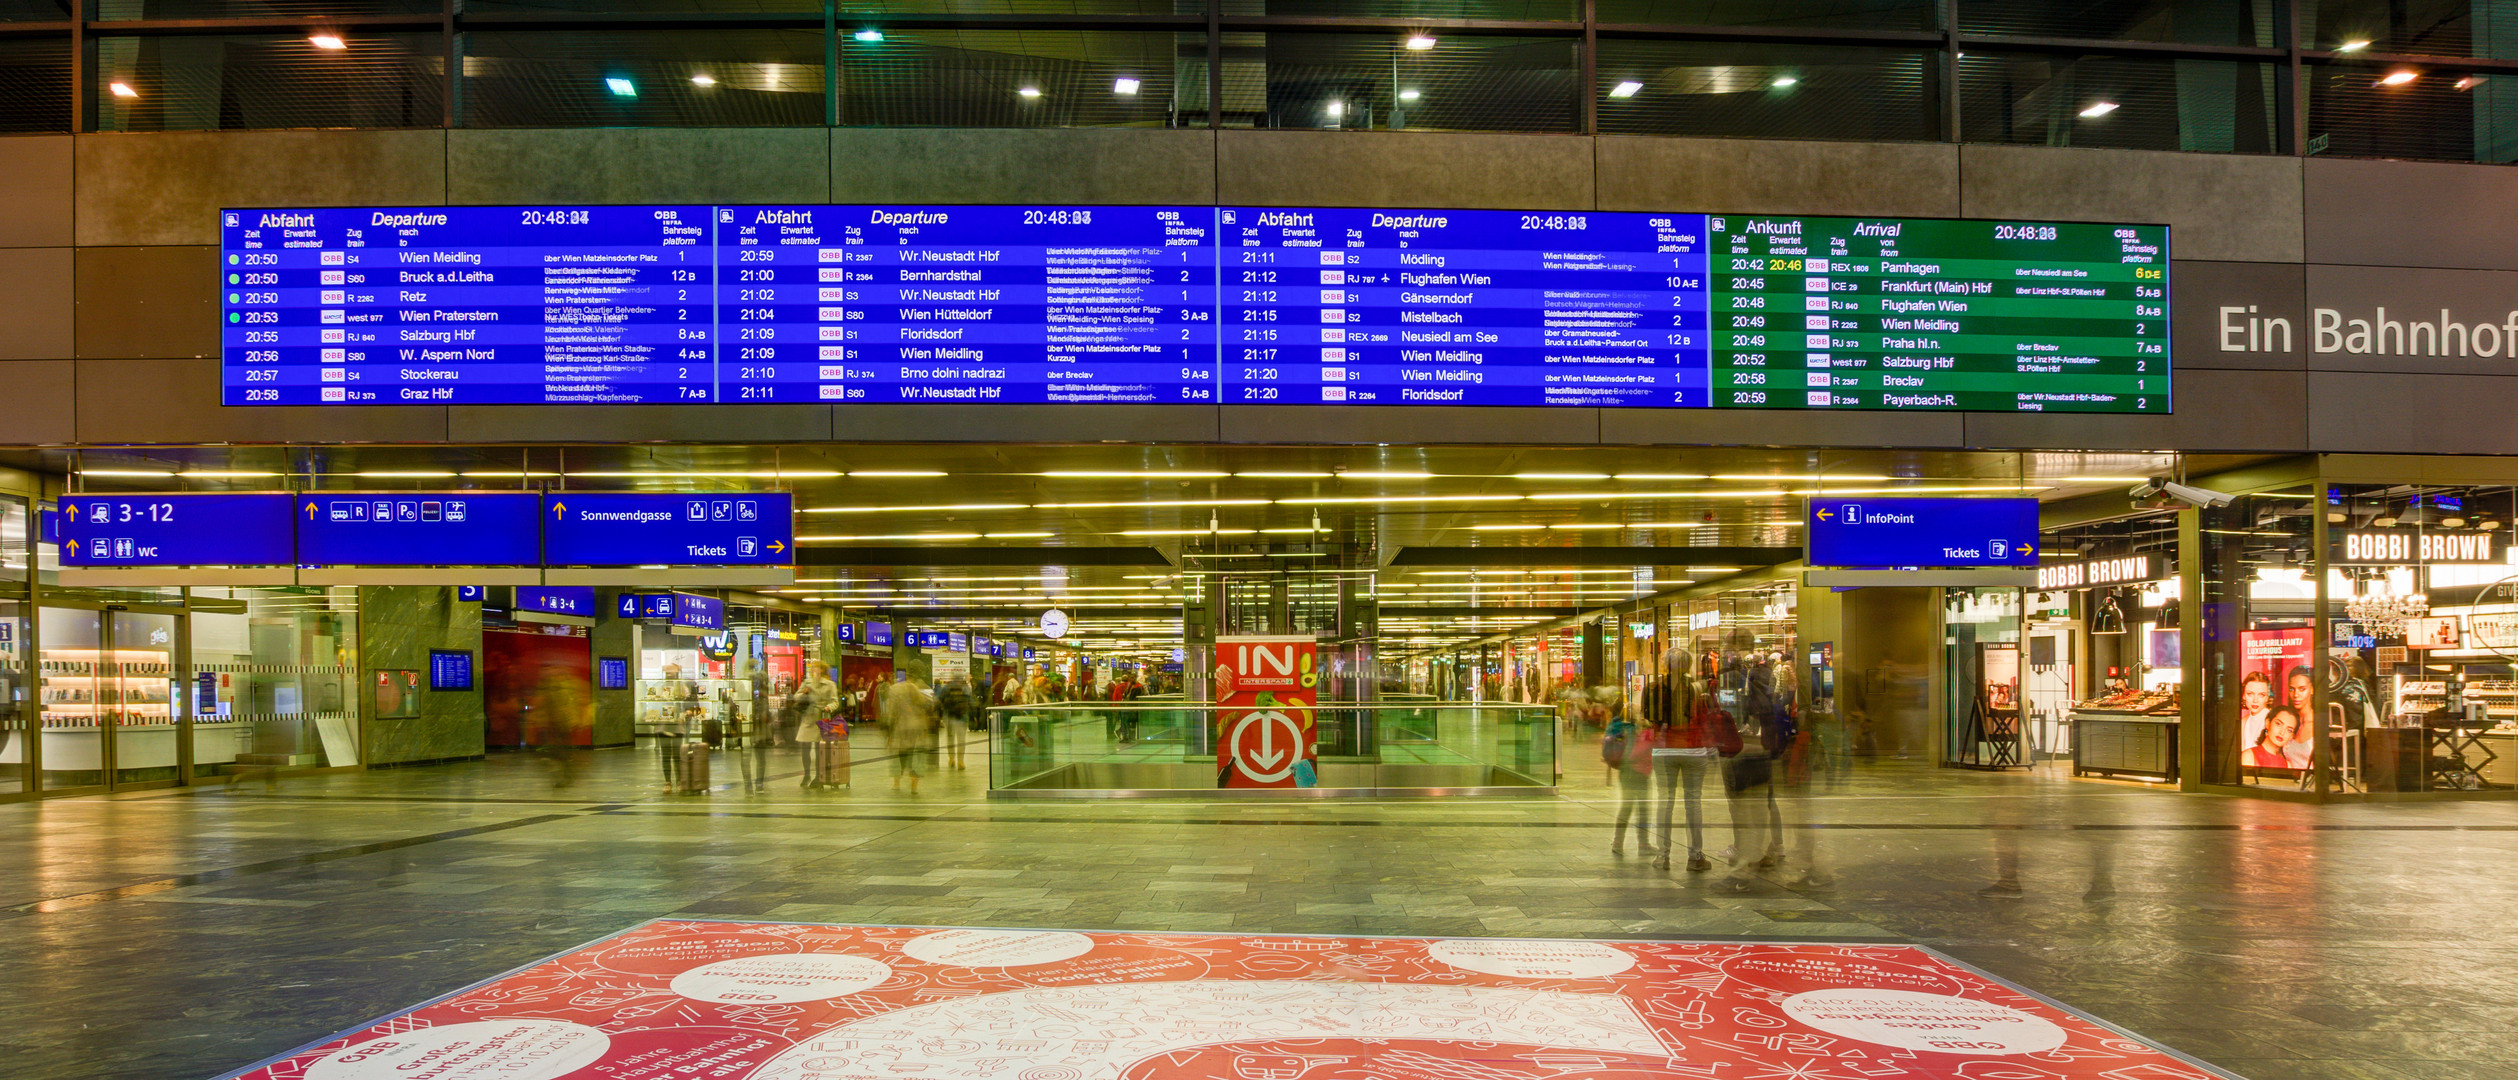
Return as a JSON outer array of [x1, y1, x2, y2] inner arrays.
[[1249, 717, 1285, 770]]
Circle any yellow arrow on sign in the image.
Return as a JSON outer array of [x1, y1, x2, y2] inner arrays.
[[766, 539, 786, 555], [1814, 508, 1835, 521], [64, 503, 78, 521], [65, 539, 78, 557], [305, 502, 320, 520], [551, 501, 567, 520], [2020, 543, 2036, 557]]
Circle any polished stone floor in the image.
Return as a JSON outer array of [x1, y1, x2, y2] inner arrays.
[[0, 730, 2511, 1080]]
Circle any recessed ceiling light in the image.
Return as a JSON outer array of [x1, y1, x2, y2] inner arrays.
[[308, 34, 346, 50], [2377, 70, 2419, 86], [854, 28, 883, 42], [605, 77, 637, 97], [1398, 89, 1420, 102], [2077, 101, 2118, 118], [109, 82, 138, 98], [1113, 77, 1139, 95], [1609, 80, 1642, 98], [1771, 75, 1798, 87], [690, 73, 716, 86], [2456, 75, 2486, 91], [1405, 35, 1437, 50], [1017, 86, 1041, 99], [2337, 39, 2371, 52]]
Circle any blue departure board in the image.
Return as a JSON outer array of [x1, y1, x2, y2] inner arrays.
[[224, 206, 2168, 413], [543, 492, 794, 566], [296, 491, 543, 566], [59, 493, 296, 566], [429, 649, 474, 691]]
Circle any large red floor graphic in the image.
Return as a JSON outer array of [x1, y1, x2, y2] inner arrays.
[[219, 920, 2235, 1080]]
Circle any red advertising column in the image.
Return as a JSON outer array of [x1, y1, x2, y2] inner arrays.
[[1212, 635, 1318, 788]]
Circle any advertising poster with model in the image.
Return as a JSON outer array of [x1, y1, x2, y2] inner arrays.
[[2237, 627, 2315, 771], [216, 920, 2238, 1080], [1212, 635, 1318, 789]]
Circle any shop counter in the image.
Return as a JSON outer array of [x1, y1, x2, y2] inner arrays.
[[2071, 711, 2178, 782]]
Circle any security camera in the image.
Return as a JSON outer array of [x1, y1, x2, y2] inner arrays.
[[2128, 476, 2234, 508]]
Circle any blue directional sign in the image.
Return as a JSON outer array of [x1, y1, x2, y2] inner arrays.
[[835, 623, 856, 643], [513, 586, 597, 618], [1804, 497, 2040, 568], [866, 621, 893, 647], [296, 491, 541, 566], [616, 592, 678, 619], [59, 493, 295, 566], [456, 585, 487, 602], [906, 630, 952, 649], [542, 492, 793, 566], [671, 593, 723, 631]]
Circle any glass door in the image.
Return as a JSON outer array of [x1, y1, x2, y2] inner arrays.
[[38, 605, 183, 791]]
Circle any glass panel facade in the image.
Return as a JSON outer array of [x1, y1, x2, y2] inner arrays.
[[93, 32, 446, 132], [1596, 39, 1936, 141], [842, 30, 1198, 127], [2307, 60, 2518, 164], [0, 38, 71, 133], [1245, 31, 1577, 131], [2304, 0, 2518, 58], [2198, 486, 2318, 789], [1597, 0, 1936, 30], [190, 587, 363, 777], [1960, 51, 2279, 153], [462, 29, 825, 127], [1960, 0, 2275, 47]]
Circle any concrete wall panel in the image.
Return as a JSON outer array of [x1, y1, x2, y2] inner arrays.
[[1962, 368, 2307, 453], [833, 128, 1214, 205], [447, 128, 828, 205], [450, 405, 835, 443], [2309, 371, 2518, 454], [1959, 145, 2303, 263], [75, 358, 448, 443], [0, 136, 72, 248], [0, 248, 73, 360], [0, 361, 78, 445], [2300, 263, 2518, 376], [1600, 407, 1964, 449], [75, 130, 448, 247], [1218, 131, 1592, 210], [1597, 137, 1959, 218], [2306, 157, 2518, 271], [75, 247, 216, 359], [2173, 260, 2305, 370]]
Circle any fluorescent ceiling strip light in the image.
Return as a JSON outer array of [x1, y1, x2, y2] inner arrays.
[[1036, 498, 1270, 509], [804, 503, 1028, 514], [1037, 471, 1229, 479]]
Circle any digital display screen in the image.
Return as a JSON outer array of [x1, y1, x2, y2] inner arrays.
[[429, 649, 474, 691], [223, 205, 2168, 413], [597, 656, 629, 690]]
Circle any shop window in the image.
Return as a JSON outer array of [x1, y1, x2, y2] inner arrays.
[[2307, 59, 2518, 165], [2197, 486, 2319, 789], [2326, 484, 2518, 794]]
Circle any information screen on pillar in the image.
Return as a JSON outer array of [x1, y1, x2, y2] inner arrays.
[[221, 205, 2166, 412]]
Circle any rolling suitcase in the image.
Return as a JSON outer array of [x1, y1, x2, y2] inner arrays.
[[807, 739, 849, 789], [676, 740, 710, 794]]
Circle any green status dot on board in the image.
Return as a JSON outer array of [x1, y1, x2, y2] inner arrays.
[[228, 274, 239, 284], [228, 313, 240, 323], [228, 293, 240, 303], [227, 255, 238, 264]]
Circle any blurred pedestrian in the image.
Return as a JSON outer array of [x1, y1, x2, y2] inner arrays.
[[1606, 703, 1655, 856], [882, 675, 940, 795]]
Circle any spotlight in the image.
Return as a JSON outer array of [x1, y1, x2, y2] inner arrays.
[[1771, 75, 1798, 88], [854, 28, 883, 42], [690, 73, 716, 86], [1112, 77, 1139, 95], [1017, 86, 1041, 99], [2078, 101, 2118, 118], [2378, 70, 2419, 86], [605, 77, 637, 97], [109, 81, 138, 98], [1405, 35, 1437, 50], [308, 34, 346, 50], [1609, 80, 1642, 98]]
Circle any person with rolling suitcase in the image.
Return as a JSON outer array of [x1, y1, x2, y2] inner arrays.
[[800, 662, 847, 790], [675, 726, 710, 794]]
